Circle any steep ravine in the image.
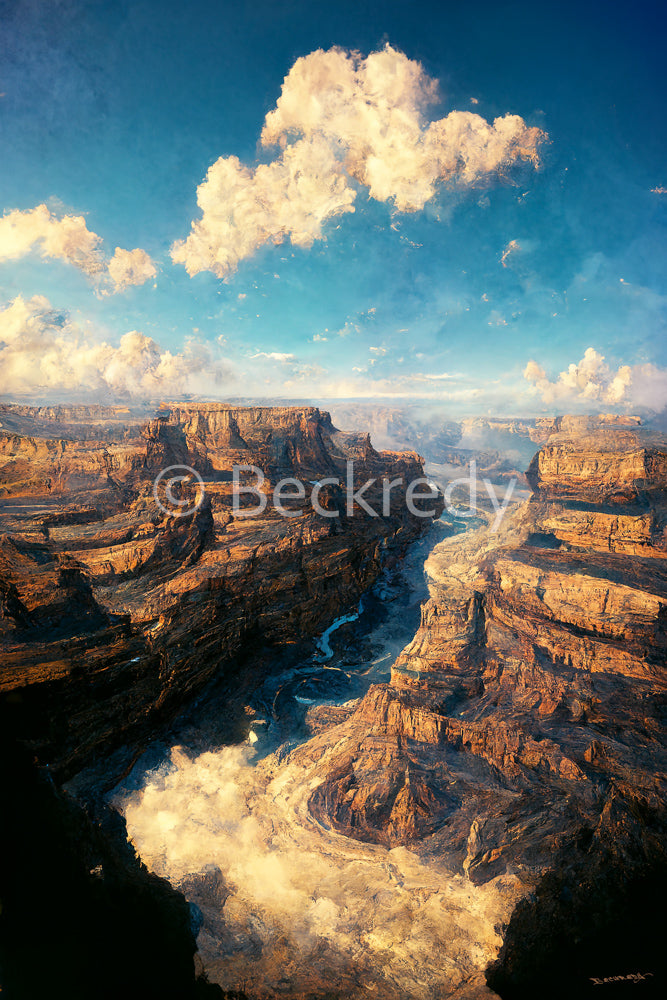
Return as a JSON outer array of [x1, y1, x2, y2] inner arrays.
[[0, 404, 440, 999], [111, 511, 515, 1000], [114, 415, 667, 1000], [2, 409, 665, 999]]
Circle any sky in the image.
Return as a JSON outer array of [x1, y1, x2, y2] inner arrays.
[[1, 0, 666, 414]]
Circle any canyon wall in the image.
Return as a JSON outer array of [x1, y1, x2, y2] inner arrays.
[[0, 403, 436, 779], [298, 415, 667, 995]]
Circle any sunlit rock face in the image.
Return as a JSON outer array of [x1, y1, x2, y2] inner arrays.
[[0, 402, 436, 777], [300, 418, 667, 920]]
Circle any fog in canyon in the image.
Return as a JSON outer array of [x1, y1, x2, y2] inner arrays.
[[111, 512, 524, 999]]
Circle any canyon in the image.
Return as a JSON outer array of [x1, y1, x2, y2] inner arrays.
[[0, 402, 435, 999], [294, 414, 667, 996], [0, 406, 665, 1000], [0, 402, 432, 775]]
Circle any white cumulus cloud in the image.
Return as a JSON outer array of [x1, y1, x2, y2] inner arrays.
[[172, 45, 546, 279], [106, 246, 157, 292], [0, 205, 157, 293], [171, 137, 356, 279], [523, 347, 667, 412], [0, 295, 229, 400], [0, 204, 104, 275]]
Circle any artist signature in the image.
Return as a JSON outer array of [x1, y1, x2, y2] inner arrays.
[[590, 972, 654, 986]]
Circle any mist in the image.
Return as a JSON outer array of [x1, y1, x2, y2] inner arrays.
[[113, 743, 523, 998]]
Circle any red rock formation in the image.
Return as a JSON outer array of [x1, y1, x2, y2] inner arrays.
[[0, 403, 437, 778], [302, 418, 667, 902]]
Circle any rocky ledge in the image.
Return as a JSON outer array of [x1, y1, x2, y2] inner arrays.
[[0, 402, 440, 999], [295, 414, 667, 997], [0, 402, 437, 777]]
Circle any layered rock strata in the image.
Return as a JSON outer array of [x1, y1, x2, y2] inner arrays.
[[297, 415, 667, 993], [0, 403, 436, 779]]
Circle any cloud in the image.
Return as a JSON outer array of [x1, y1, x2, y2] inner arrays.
[[0, 205, 156, 293], [335, 320, 360, 337], [500, 238, 521, 267], [172, 45, 546, 279], [523, 347, 667, 412], [0, 294, 229, 400], [249, 351, 296, 362], [171, 138, 356, 279], [106, 247, 157, 292], [0, 204, 104, 274], [113, 745, 513, 1000]]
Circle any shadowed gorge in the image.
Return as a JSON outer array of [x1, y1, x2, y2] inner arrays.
[[37, 409, 659, 1000]]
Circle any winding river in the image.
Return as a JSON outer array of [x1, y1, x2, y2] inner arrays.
[[110, 512, 522, 999]]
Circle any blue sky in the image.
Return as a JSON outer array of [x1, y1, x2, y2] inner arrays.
[[1, 0, 666, 413]]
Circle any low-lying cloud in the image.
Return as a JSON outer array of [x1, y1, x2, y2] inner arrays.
[[524, 347, 667, 412], [0, 205, 156, 293], [0, 294, 228, 400], [172, 45, 546, 279], [113, 744, 518, 999]]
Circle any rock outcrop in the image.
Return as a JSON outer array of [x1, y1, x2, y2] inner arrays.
[[296, 415, 667, 994], [0, 403, 437, 779]]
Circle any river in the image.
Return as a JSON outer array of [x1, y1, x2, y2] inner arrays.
[[110, 511, 522, 999]]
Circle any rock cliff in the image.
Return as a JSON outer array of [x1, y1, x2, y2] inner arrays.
[[295, 415, 667, 996], [0, 403, 436, 779]]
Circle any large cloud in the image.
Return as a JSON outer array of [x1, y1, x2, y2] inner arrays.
[[172, 45, 546, 279], [524, 347, 667, 412], [0, 295, 228, 400], [0, 205, 156, 293], [172, 138, 356, 279]]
